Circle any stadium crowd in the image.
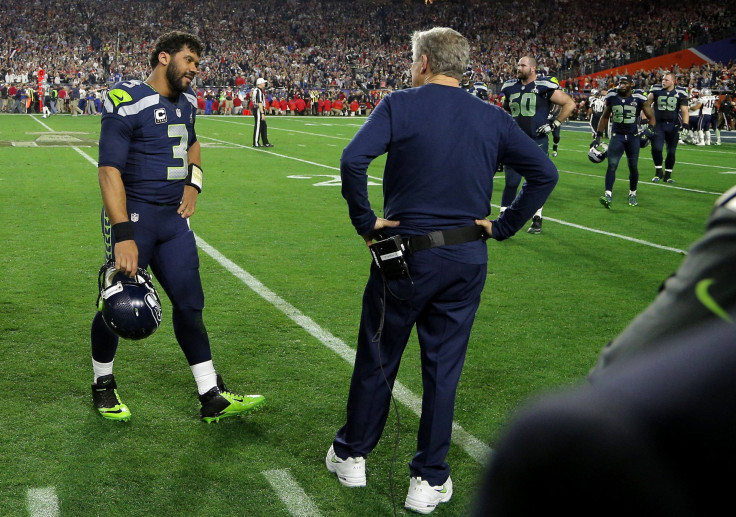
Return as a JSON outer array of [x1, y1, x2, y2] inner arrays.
[[0, 0, 734, 117]]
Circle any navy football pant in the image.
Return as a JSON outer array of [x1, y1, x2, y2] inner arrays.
[[92, 200, 211, 366], [333, 251, 486, 486], [502, 137, 548, 207], [651, 122, 680, 171], [605, 133, 640, 192]]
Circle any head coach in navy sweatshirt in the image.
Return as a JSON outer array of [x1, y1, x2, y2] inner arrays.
[[326, 27, 558, 514]]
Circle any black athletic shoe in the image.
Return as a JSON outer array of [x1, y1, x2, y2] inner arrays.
[[198, 374, 265, 423], [527, 215, 542, 234], [92, 374, 131, 422], [263, 143, 274, 147]]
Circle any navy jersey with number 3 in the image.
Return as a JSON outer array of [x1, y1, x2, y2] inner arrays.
[[98, 80, 198, 205]]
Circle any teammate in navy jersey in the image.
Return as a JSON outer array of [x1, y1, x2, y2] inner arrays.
[[326, 27, 557, 515], [92, 31, 264, 423], [646, 72, 689, 183], [500, 56, 574, 234], [595, 75, 655, 208]]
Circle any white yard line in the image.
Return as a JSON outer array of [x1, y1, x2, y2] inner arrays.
[[27, 487, 59, 517], [262, 469, 323, 517]]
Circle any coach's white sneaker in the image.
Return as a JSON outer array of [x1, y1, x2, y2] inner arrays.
[[326, 445, 366, 487], [404, 476, 453, 514]]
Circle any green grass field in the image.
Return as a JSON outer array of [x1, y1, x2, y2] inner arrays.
[[1, 112, 734, 516]]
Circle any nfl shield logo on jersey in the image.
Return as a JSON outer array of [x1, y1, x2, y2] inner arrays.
[[176, 108, 181, 118], [130, 213, 139, 223], [154, 108, 167, 124]]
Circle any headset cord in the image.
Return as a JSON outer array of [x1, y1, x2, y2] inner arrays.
[[373, 272, 414, 517]]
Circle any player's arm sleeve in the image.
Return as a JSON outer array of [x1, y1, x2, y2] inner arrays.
[[491, 114, 559, 240], [340, 97, 391, 236], [98, 115, 133, 171]]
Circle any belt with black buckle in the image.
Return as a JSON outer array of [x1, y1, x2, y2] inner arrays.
[[403, 225, 486, 255]]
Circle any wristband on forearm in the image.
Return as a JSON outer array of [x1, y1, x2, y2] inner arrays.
[[112, 221, 135, 242], [552, 119, 561, 128], [186, 163, 203, 193]]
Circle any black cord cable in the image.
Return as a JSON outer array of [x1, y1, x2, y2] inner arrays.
[[372, 271, 414, 517]]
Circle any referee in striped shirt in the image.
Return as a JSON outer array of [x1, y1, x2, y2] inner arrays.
[[252, 78, 273, 147]]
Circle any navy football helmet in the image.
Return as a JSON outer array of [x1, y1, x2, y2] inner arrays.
[[97, 261, 162, 340], [588, 141, 609, 163]]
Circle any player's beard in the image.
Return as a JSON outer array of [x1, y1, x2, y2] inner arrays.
[[166, 61, 191, 94], [517, 69, 529, 82]]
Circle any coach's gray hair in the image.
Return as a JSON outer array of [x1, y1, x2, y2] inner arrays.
[[411, 27, 469, 80]]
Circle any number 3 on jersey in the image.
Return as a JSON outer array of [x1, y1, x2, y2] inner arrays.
[[167, 124, 188, 180]]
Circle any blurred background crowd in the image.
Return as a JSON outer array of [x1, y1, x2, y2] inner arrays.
[[1, 0, 733, 118]]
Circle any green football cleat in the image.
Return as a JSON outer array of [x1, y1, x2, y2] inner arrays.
[[92, 374, 131, 422], [599, 194, 612, 209], [628, 194, 638, 206], [199, 374, 265, 423]]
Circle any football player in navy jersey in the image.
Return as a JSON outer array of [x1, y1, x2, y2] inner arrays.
[[92, 31, 264, 423], [594, 75, 656, 208], [646, 72, 689, 183], [501, 56, 574, 234]]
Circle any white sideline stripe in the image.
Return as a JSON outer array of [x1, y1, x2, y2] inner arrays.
[[541, 214, 686, 254], [195, 236, 493, 465], [263, 469, 322, 517], [27, 487, 59, 517]]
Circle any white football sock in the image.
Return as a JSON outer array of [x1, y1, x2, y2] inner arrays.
[[191, 360, 218, 395], [93, 359, 114, 384]]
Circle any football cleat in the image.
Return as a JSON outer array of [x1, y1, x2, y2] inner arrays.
[[552, 150, 558, 157], [326, 445, 366, 487], [600, 194, 612, 209], [665, 178, 675, 183], [652, 176, 661, 183], [199, 374, 265, 423], [527, 215, 542, 234], [628, 194, 638, 206], [92, 374, 131, 422], [404, 476, 453, 514]]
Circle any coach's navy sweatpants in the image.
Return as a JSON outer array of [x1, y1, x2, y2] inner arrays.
[[333, 250, 486, 486]]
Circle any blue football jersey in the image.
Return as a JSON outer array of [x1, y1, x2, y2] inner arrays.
[[604, 89, 648, 135], [98, 80, 198, 205], [501, 76, 560, 138], [649, 86, 688, 123]]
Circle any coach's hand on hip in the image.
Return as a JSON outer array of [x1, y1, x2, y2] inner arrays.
[[362, 217, 400, 245]]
